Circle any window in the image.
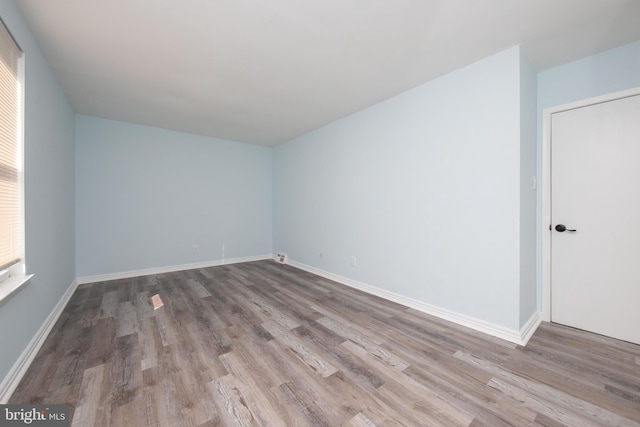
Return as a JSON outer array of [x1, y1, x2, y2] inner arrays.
[[0, 16, 28, 303]]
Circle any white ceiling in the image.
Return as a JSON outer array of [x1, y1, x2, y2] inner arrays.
[[15, 0, 640, 146]]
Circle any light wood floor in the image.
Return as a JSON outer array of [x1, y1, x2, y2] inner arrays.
[[9, 260, 640, 426]]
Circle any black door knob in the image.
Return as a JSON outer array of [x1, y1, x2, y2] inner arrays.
[[555, 224, 576, 232]]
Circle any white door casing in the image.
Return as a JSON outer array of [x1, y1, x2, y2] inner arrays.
[[542, 87, 640, 344]]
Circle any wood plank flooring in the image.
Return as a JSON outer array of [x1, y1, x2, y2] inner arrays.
[[9, 260, 640, 426]]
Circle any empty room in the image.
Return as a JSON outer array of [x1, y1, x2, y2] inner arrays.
[[1, 0, 640, 425]]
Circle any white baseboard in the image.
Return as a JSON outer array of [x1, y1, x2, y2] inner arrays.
[[287, 259, 541, 346], [0, 279, 79, 403], [519, 310, 542, 346], [77, 254, 273, 285]]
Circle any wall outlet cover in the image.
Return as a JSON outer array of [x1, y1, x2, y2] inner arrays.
[[276, 253, 288, 264]]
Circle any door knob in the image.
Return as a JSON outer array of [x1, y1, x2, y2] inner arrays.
[[555, 224, 576, 232]]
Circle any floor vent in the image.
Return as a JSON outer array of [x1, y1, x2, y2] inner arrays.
[[276, 253, 288, 264], [151, 294, 164, 310]]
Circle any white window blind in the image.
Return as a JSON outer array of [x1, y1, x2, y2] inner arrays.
[[0, 18, 23, 272]]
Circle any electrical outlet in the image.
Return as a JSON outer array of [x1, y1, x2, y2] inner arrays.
[[351, 256, 357, 267]]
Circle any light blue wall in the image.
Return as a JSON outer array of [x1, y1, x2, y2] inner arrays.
[[0, 2, 76, 382], [275, 47, 526, 330], [538, 40, 640, 111], [519, 50, 538, 326], [536, 40, 640, 308], [75, 115, 273, 277]]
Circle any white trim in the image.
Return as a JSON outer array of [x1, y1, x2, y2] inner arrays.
[[77, 254, 273, 285], [0, 274, 33, 306], [519, 311, 543, 346], [542, 106, 552, 322], [0, 279, 79, 403], [541, 86, 640, 322], [288, 259, 540, 346]]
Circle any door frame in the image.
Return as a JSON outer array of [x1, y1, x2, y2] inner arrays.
[[541, 86, 640, 322]]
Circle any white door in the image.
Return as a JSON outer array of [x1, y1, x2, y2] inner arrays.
[[551, 93, 640, 345]]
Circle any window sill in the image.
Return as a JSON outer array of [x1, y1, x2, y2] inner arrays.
[[0, 274, 34, 306]]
